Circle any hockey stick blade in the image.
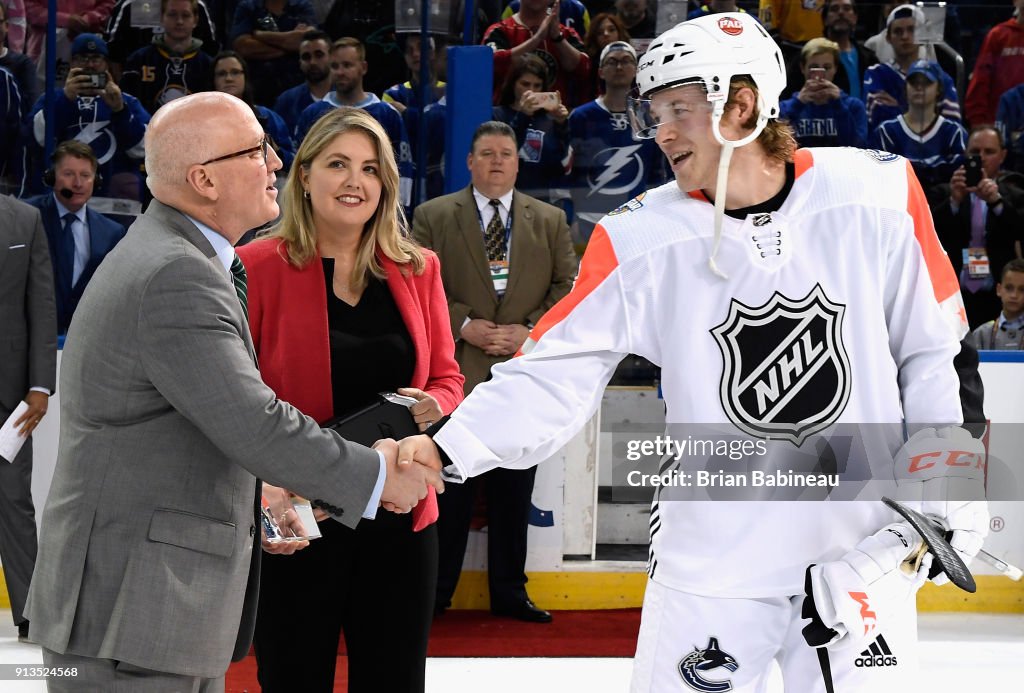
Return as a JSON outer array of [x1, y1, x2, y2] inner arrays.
[[881, 497, 976, 593]]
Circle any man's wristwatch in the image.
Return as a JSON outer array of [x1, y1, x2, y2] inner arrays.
[[551, 32, 565, 43]]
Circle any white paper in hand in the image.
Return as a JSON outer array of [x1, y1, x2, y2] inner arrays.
[[0, 401, 30, 463]]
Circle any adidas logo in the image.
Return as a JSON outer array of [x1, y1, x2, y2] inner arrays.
[[854, 634, 898, 668]]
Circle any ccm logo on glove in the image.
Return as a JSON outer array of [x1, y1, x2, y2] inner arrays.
[[907, 449, 985, 474]]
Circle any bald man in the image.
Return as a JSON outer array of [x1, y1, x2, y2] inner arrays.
[[24, 92, 443, 692]]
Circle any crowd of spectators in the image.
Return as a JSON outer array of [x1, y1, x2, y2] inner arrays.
[[3, 0, 1024, 337]]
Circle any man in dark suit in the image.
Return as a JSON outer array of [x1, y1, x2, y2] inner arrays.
[[24, 92, 442, 690], [413, 120, 577, 623], [0, 195, 56, 645], [933, 125, 1024, 329], [26, 140, 127, 334]]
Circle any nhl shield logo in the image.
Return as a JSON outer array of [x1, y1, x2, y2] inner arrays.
[[711, 284, 851, 445]]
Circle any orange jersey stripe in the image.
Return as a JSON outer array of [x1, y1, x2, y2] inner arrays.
[[904, 160, 968, 332], [516, 223, 620, 356]]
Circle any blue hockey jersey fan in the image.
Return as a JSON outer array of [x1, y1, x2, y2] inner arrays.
[[296, 94, 414, 208], [870, 114, 966, 188], [567, 97, 669, 241], [996, 83, 1024, 174], [864, 60, 960, 132], [780, 90, 867, 148]]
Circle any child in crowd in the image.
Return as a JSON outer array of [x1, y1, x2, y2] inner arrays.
[[969, 258, 1024, 350]]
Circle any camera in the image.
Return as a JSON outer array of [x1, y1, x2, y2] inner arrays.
[[86, 72, 108, 89], [965, 154, 983, 188], [533, 91, 561, 111], [808, 67, 826, 82], [256, 14, 280, 32]]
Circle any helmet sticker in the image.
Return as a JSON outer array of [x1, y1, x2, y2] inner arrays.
[[718, 17, 744, 36]]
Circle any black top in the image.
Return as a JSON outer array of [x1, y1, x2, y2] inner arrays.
[[323, 258, 415, 418], [725, 162, 796, 220]]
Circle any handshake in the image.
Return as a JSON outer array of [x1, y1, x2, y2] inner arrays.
[[374, 435, 445, 514], [262, 435, 444, 554]]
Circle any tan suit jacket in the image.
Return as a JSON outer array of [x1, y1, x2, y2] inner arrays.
[[413, 186, 577, 393]]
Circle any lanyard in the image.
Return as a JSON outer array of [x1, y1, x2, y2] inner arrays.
[[989, 320, 1024, 350], [475, 201, 513, 253]]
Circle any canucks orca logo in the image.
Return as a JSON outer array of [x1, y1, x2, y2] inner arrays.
[[711, 284, 851, 445], [678, 637, 739, 692], [863, 149, 900, 163]]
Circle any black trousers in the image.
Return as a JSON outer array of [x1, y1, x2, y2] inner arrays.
[[0, 418, 37, 627], [254, 511, 438, 693], [435, 465, 537, 610]]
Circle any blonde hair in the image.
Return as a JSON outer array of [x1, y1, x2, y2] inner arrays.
[[801, 38, 840, 65], [727, 76, 797, 164], [267, 108, 424, 288]]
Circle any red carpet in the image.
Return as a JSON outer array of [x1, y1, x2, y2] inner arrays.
[[225, 609, 640, 692]]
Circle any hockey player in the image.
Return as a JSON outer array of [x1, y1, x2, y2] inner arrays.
[[397, 12, 988, 692]]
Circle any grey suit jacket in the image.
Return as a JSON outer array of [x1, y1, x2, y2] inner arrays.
[[412, 186, 577, 394], [0, 195, 57, 413], [25, 201, 381, 678]]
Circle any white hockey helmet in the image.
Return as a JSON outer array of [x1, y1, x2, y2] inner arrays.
[[630, 12, 786, 147]]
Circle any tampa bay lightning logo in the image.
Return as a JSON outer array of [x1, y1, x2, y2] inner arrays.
[[862, 149, 900, 163], [588, 145, 645, 196], [678, 637, 739, 692]]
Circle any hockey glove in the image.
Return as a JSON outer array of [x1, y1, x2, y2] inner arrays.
[[802, 523, 929, 651], [893, 427, 989, 585]]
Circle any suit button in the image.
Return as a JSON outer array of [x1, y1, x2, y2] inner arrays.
[[249, 524, 256, 537]]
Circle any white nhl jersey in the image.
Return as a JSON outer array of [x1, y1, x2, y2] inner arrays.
[[435, 147, 969, 597]]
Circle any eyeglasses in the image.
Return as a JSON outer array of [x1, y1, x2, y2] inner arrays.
[[201, 135, 270, 166], [602, 58, 636, 69]]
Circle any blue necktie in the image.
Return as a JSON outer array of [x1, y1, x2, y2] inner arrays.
[[60, 212, 77, 287]]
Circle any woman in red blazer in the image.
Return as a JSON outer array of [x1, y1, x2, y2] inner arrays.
[[237, 108, 463, 693]]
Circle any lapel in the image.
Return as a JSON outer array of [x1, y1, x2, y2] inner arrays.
[[506, 191, 534, 299], [147, 201, 258, 364], [381, 253, 427, 387], [454, 186, 496, 299]]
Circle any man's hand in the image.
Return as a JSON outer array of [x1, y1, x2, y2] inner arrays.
[[973, 176, 1002, 206], [871, 91, 900, 109], [15, 391, 49, 437], [544, 1, 562, 41], [461, 318, 499, 349], [797, 79, 840, 105], [260, 484, 311, 554], [376, 438, 444, 514], [100, 73, 125, 112], [484, 323, 530, 356], [949, 166, 968, 205], [397, 387, 443, 431], [63, 67, 103, 101], [396, 434, 444, 481]]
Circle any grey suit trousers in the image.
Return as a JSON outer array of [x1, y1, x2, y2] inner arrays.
[[0, 407, 37, 626], [42, 648, 225, 693]]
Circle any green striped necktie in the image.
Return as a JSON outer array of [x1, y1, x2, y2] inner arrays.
[[230, 254, 248, 322]]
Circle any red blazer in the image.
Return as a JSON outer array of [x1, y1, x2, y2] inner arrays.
[[238, 238, 464, 529]]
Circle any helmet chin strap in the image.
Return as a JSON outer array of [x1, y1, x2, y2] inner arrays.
[[705, 103, 769, 280]]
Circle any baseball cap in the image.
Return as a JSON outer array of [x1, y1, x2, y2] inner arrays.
[[906, 59, 940, 83], [600, 41, 637, 66], [886, 3, 925, 28], [71, 33, 109, 58]]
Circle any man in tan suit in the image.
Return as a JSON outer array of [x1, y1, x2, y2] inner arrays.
[[413, 120, 577, 622]]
